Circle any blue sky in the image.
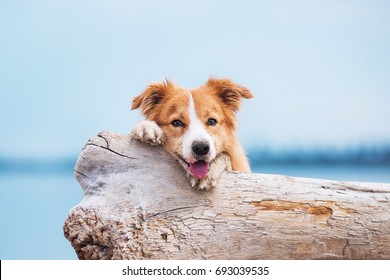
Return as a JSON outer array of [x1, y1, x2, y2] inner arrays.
[[0, 0, 389, 260], [1, 0, 389, 158]]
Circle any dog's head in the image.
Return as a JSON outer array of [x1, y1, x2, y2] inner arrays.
[[131, 78, 253, 179]]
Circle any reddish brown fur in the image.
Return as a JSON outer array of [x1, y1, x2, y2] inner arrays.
[[131, 78, 253, 172]]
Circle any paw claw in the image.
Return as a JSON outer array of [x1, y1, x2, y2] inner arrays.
[[197, 179, 209, 190], [189, 177, 198, 188]]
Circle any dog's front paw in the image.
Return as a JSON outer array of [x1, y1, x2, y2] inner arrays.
[[131, 120, 165, 146], [190, 176, 219, 191]]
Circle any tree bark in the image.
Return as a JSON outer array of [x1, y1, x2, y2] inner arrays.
[[63, 132, 390, 260]]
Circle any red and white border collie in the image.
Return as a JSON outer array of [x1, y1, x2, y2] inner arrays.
[[131, 78, 253, 190]]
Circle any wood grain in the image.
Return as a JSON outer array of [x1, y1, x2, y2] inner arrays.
[[63, 132, 390, 259]]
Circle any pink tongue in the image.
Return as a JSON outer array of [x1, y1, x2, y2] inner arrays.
[[189, 161, 209, 179]]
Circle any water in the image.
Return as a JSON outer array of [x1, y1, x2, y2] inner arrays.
[[0, 164, 389, 260], [0, 173, 83, 260], [252, 164, 390, 183]]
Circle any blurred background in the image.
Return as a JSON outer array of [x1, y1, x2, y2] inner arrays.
[[0, 0, 389, 259]]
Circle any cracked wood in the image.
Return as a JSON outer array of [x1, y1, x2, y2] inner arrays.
[[63, 131, 390, 259]]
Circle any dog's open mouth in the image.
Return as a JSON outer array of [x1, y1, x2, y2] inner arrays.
[[189, 160, 209, 179], [176, 154, 210, 179]]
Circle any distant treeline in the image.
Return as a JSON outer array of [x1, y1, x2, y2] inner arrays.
[[248, 146, 390, 166], [1, 146, 390, 174], [0, 157, 77, 174]]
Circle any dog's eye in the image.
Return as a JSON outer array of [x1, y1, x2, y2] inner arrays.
[[206, 118, 217, 126], [171, 120, 184, 127]]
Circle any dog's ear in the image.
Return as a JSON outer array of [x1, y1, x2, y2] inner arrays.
[[206, 78, 253, 112], [131, 80, 173, 116]]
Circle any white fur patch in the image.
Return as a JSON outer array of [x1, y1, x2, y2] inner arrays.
[[182, 93, 216, 163]]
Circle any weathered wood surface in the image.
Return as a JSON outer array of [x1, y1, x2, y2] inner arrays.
[[64, 132, 390, 260]]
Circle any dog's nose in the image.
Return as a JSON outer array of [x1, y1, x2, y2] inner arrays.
[[192, 141, 210, 156]]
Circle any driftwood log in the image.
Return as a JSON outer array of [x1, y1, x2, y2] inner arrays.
[[64, 132, 390, 260]]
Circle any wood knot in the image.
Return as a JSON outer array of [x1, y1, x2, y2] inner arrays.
[[161, 233, 168, 241], [251, 200, 333, 221]]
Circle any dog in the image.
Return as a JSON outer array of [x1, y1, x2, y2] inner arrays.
[[130, 78, 252, 190]]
